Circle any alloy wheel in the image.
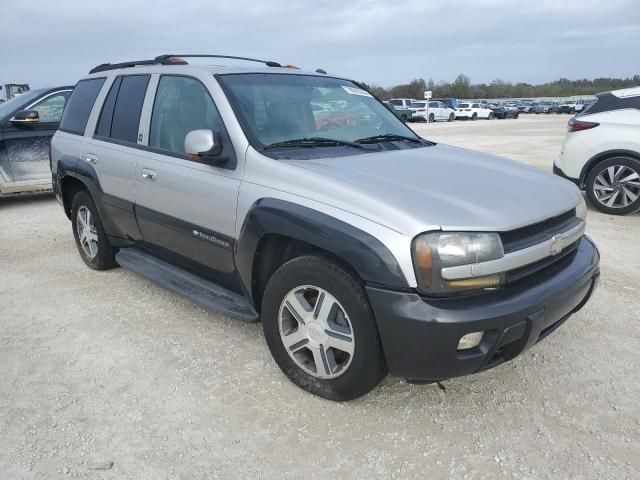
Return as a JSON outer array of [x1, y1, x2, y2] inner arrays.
[[278, 285, 354, 379], [592, 165, 640, 209], [76, 206, 99, 259]]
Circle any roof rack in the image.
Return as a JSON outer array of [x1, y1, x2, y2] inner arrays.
[[89, 54, 282, 74]]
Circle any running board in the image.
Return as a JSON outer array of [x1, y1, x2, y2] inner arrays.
[[115, 248, 259, 323]]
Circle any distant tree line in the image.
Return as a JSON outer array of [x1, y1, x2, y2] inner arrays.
[[361, 74, 640, 100]]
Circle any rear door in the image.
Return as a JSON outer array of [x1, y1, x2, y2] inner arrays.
[[3, 89, 71, 184], [81, 74, 151, 241], [133, 74, 241, 288]]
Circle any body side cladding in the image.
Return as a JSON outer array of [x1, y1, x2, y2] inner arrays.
[[579, 149, 640, 188], [235, 198, 410, 305]]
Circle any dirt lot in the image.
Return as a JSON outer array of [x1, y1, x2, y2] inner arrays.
[[1, 115, 638, 479]]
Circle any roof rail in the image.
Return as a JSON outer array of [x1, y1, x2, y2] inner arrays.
[[154, 54, 282, 68], [89, 57, 187, 74], [89, 54, 282, 74]]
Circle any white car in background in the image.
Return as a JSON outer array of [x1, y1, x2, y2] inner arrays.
[[411, 101, 455, 122], [554, 86, 640, 215], [455, 102, 493, 120]]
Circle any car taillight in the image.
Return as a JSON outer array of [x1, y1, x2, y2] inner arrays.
[[568, 117, 599, 132]]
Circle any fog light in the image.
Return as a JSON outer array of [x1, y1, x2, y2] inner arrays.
[[457, 332, 484, 350]]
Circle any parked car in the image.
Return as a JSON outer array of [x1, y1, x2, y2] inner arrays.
[[411, 101, 455, 122], [432, 97, 459, 110], [488, 104, 519, 119], [0, 86, 73, 196], [51, 54, 599, 401], [383, 101, 413, 122], [388, 98, 415, 109], [554, 86, 640, 215], [518, 103, 534, 113], [558, 100, 588, 114], [533, 101, 560, 114], [455, 102, 494, 120]]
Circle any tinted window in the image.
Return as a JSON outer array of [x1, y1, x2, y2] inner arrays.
[[149, 75, 223, 155], [95, 77, 122, 137], [30, 91, 70, 122], [60, 78, 105, 135], [110, 75, 149, 143]]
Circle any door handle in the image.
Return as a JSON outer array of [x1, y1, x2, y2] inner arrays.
[[84, 154, 98, 165], [141, 169, 156, 181]]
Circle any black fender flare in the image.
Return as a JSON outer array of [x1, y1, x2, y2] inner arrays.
[[55, 156, 121, 237], [235, 198, 409, 303], [579, 149, 640, 188]]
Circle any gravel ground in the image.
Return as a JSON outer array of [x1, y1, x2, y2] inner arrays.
[[1, 114, 638, 479]]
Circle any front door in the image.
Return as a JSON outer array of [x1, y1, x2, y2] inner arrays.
[[2, 90, 70, 184], [134, 74, 242, 290]]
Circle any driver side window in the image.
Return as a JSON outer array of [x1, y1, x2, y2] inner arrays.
[[149, 76, 223, 156], [31, 92, 70, 123]]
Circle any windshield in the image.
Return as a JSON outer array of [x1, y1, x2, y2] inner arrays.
[[219, 74, 420, 157], [0, 89, 43, 120]]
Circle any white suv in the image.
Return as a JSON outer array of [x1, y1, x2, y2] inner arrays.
[[411, 101, 455, 122], [455, 102, 493, 120], [555, 86, 640, 215]]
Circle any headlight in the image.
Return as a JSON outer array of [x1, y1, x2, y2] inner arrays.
[[576, 196, 587, 220], [412, 232, 505, 295]]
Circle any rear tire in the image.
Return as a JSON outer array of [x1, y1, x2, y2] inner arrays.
[[261, 255, 387, 401], [428, 113, 435, 122], [471, 113, 477, 120], [586, 157, 640, 215], [71, 190, 117, 270], [448, 113, 454, 122], [488, 112, 494, 120]]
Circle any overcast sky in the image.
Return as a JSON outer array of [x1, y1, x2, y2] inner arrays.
[[2, 0, 639, 89]]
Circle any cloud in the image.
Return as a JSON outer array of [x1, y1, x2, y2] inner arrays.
[[1, 0, 638, 88]]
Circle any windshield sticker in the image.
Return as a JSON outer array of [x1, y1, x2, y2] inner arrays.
[[342, 86, 373, 97]]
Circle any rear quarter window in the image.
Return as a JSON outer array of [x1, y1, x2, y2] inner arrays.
[[59, 78, 106, 135]]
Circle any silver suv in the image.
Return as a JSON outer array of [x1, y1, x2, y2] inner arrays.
[[51, 55, 600, 400]]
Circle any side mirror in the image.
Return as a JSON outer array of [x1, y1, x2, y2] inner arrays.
[[11, 110, 40, 124], [184, 129, 225, 165]]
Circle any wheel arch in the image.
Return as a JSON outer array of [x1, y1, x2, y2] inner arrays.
[[579, 149, 640, 188], [235, 198, 410, 310]]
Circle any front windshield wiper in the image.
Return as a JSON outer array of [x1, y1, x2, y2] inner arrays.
[[354, 134, 430, 145], [263, 137, 367, 150]]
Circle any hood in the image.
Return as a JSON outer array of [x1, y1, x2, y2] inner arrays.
[[282, 144, 581, 235]]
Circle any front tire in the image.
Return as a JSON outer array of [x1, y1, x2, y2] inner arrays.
[[71, 190, 117, 270], [586, 157, 640, 215], [488, 112, 494, 120], [448, 113, 454, 122], [428, 113, 435, 122], [261, 255, 387, 401], [471, 113, 477, 120]]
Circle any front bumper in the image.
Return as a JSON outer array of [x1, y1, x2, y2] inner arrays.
[[367, 236, 600, 381]]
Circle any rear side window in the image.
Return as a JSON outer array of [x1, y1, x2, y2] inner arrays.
[[59, 78, 105, 135], [110, 75, 150, 143], [95, 77, 122, 137]]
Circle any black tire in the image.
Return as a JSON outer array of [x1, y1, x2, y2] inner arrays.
[[570, 107, 576, 114], [261, 255, 387, 401], [448, 113, 454, 122], [586, 157, 640, 215], [400, 114, 407, 122], [514, 113, 519, 119], [488, 112, 494, 120], [471, 113, 477, 120], [428, 113, 435, 122], [71, 190, 117, 270]]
